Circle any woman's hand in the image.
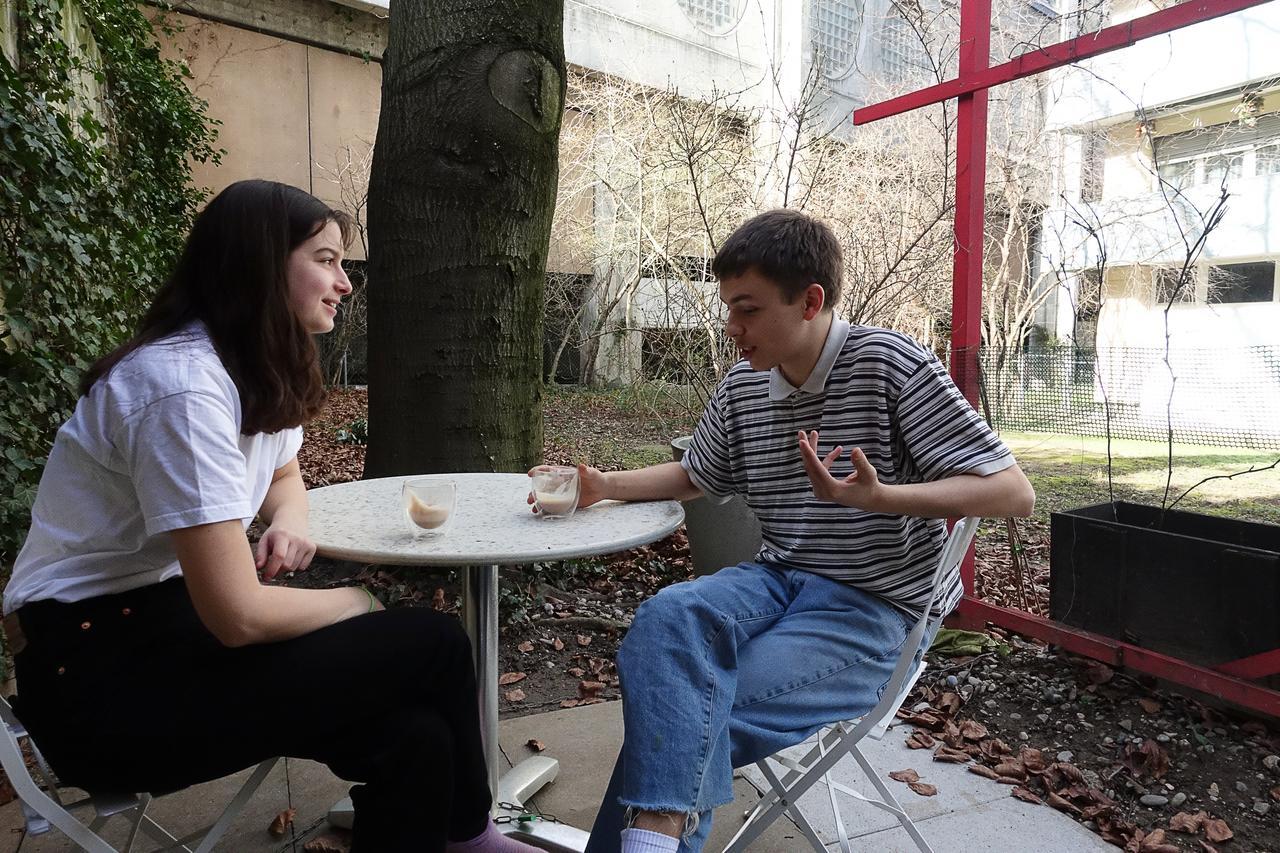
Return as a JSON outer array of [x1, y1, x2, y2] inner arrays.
[[255, 523, 317, 580]]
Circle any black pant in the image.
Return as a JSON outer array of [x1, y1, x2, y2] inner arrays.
[[11, 578, 491, 852]]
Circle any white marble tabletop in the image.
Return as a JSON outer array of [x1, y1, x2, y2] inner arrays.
[[307, 472, 685, 566]]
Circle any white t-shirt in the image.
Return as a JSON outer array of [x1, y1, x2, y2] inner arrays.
[[4, 323, 303, 613]]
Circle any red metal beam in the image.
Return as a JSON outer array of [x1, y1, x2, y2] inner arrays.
[[1215, 648, 1280, 680], [956, 598, 1280, 719], [853, 0, 1272, 125], [950, 0, 991, 604]]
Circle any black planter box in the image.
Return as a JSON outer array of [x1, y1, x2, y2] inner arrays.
[[1050, 501, 1280, 672]]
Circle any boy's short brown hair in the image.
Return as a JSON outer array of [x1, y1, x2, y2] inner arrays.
[[712, 209, 843, 307]]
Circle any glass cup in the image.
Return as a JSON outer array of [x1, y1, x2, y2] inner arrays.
[[530, 465, 580, 519], [402, 479, 456, 536]]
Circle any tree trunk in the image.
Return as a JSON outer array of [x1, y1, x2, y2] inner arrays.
[[364, 0, 565, 477]]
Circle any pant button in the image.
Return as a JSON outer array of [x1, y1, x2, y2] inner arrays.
[[80, 621, 91, 630]]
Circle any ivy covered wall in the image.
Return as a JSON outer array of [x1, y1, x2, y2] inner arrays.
[[0, 0, 219, 568]]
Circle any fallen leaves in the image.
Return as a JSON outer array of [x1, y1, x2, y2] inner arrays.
[[888, 768, 936, 796], [526, 738, 546, 752], [1137, 697, 1161, 715], [303, 831, 350, 852], [498, 672, 527, 686], [504, 688, 526, 702], [268, 808, 295, 838], [517, 640, 534, 653], [1121, 739, 1170, 780], [576, 633, 592, 647]]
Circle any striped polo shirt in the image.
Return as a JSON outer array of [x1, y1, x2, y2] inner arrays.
[[679, 317, 1014, 617]]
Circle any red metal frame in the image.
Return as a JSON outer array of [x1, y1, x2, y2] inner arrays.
[[852, 0, 1280, 719]]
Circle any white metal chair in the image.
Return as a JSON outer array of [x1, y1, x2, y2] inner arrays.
[[723, 516, 982, 853], [0, 693, 278, 852]]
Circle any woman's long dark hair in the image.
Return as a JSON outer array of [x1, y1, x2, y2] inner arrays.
[[82, 180, 354, 434]]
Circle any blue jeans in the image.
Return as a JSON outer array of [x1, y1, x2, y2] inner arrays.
[[585, 562, 926, 853]]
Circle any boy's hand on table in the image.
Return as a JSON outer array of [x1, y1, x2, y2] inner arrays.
[[797, 430, 884, 511], [525, 463, 609, 513]]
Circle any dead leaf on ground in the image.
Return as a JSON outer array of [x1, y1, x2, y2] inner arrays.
[[553, 638, 565, 651], [431, 588, 446, 610], [1203, 818, 1233, 843], [1137, 697, 1161, 715], [1136, 827, 1180, 853], [932, 745, 970, 763], [1084, 662, 1114, 685], [1198, 843, 1219, 853], [504, 688, 526, 702], [1011, 786, 1042, 805], [517, 641, 534, 653], [268, 807, 296, 838], [576, 634, 592, 646], [906, 731, 935, 749], [578, 680, 605, 699], [560, 699, 580, 708], [908, 781, 938, 797], [968, 764, 1000, 780], [568, 667, 586, 677], [889, 769, 921, 783], [1169, 811, 1207, 834], [526, 739, 546, 752], [1270, 785, 1280, 802], [303, 832, 351, 853], [498, 672, 527, 686], [959, 720, 988, 741]]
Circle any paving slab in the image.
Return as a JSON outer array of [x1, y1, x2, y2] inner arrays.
[[738, 721, 1114, 852], [498, 700, 805, 851], [0, 702, 1113, 852]]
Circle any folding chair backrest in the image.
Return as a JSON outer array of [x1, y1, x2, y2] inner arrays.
[[0, 692, 278, 852], [848, 517, 981, 743]]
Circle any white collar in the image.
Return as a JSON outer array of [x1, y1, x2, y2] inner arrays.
[[768, 317, 850, 401]]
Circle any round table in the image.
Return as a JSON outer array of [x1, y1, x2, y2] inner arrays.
[[307, 473, 683, 846]]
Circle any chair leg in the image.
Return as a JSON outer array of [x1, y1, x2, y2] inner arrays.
[[849, 746, 934, 853], [190, 757, 278, 853], [722, 759, 826, 853]]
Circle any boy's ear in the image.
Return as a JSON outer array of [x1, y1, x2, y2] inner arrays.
[[802, 283, 826, 320]]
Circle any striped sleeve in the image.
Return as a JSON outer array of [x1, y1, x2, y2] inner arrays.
[[679, 381, 738, 504], [896, 357, 1014, 481]]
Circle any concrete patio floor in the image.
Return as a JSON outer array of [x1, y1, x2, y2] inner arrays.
[[0, 700, 1113, 852]]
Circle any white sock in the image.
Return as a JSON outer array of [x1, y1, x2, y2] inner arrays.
[[620, 827, 680, 853]]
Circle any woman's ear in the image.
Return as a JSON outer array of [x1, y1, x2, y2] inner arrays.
[[803, 283, 826, 320]]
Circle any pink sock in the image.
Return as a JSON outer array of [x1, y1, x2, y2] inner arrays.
[[446, 819, 543, 852]]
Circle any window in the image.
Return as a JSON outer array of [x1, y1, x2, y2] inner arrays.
[[677, 0, 744, 34], [1208, 261, 1275, 304], [640, 255, 713, 282], [1080, 132, 1105, 202], [1257, 144, 1280, 176], [1160, 158, 1196, 190], [1203, 152, 1244, 187], [809, 0, 862, 77], [880, 8, 924, 85], [1075, 268, 1102, 321], [1154, 267, 1194, 304]]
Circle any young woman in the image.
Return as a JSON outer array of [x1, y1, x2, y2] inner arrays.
[[3, 180, 537, 853]]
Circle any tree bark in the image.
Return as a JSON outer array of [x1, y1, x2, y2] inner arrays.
[[364, 0, 564, 477]]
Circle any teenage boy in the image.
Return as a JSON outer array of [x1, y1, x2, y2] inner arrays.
[[543, 209, 1035, 853]]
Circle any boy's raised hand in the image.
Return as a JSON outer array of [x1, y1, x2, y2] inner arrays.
[[526, 463, 609, 513], [797, 430, 883, 510]]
